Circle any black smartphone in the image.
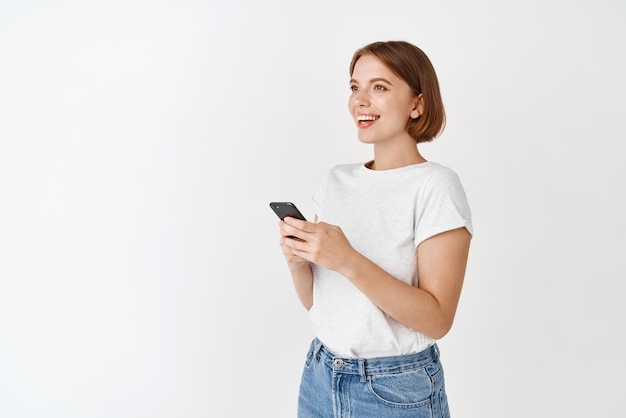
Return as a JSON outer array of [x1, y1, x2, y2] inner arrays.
[[269, 201, 307, 221]]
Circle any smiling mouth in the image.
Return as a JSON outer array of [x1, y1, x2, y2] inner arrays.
[[357, 115, 380, 126]]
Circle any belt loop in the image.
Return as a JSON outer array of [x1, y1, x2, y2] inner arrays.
[[433, 343, 440, 358], [313, 340, 324, 361], [358, 359, 366, 383]]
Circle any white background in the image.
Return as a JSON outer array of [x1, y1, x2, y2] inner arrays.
[[1, 0, 625, 417]]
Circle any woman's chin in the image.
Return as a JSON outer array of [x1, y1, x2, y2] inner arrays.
[[357, 133, 377, 144]]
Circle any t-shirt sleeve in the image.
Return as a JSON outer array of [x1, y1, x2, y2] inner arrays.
[[413, 167, 473, 248]]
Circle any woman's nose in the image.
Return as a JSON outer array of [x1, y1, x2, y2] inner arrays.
[[353, 90, 369, 106]]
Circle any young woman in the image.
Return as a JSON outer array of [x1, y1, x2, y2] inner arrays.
[[278, 40, 472, 417]]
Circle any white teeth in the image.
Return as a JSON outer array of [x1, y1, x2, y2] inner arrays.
[[357, 115, 379, 121]]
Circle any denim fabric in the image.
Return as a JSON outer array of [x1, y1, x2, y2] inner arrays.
[[298, 338, 450, 418]]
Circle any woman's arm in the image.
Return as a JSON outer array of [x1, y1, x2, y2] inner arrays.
[[285, 260, 314, 310], [278, 218, 315, 310], [281, 217, 471, 339], [341, 228, 470, 339]]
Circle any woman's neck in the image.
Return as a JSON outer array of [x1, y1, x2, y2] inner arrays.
[[370, 142, 426, 170]]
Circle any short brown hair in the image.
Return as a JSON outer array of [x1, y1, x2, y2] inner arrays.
[[349, 41, 446, 143]]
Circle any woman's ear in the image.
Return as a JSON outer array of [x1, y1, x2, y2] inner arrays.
[[410, 94, 424, 119]]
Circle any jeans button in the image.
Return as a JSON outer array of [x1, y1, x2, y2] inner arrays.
[[333, 359, 343, 367]]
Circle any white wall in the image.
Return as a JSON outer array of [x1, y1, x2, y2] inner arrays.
[[1, 0, 624, 417]]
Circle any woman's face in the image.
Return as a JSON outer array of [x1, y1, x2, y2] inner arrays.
[[348, 54, 422, 146]]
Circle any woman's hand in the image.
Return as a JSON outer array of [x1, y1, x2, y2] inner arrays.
[[279, 216, 356, 273], [278, 221, 308, 265]]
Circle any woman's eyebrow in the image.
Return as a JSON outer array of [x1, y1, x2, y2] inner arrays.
[[349, 77, 393, 85]]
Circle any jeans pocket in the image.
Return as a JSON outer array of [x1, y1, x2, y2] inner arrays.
[[366, 367, 434, 408]]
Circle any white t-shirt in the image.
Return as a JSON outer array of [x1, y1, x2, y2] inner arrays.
[[310, 161, 473, 358]]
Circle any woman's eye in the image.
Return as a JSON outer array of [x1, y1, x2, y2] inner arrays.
[[350, 85, 358, 92], [374, 85, 386, 91]]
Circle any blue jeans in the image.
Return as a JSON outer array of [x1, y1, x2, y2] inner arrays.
[[298, 338, 451, 418]]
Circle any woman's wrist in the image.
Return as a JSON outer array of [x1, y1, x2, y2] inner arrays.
[[336, 248, 366, 280], [287, 260, 310, 272]]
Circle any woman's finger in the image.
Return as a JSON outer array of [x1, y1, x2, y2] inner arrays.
[[280, 221, 311, 241], [283, 217, 316, 233]]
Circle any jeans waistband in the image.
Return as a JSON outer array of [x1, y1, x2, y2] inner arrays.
[[310, 338, 440, 382]]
